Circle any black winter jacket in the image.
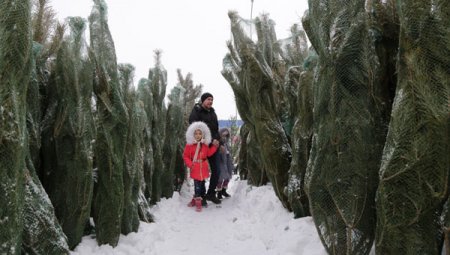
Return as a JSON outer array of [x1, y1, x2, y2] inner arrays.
[[188, 103, 220, 142]]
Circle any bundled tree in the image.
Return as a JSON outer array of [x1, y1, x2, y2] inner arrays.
[[280, 24, 313, 218], [89, 0, 129, 246], [177, 69, 202, 129], [31, 0, 55, 45], [222, 11, 291, 209], [22, 156, 69, 254], [118, 63, 144, 234], [245, 126, 269, 186], [161, 85, 185, 198], [442, 199, 450, 254], [137, 78, 154, 201], [302, 0, 393, 253], [21, 15, 71, 252], [40, 16, 95, 249], [29, 0, 57, 172], [0, 0, 33, 252], [19, 1, 74, 253], [236, 124, 249, 181], [149, 50, 167, 205], [375, 0, 450, 253]]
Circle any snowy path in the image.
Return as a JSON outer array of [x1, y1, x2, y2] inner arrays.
[[72, 178, 326, 255]]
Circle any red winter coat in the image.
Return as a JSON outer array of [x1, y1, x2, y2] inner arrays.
[[183, 142, 217, 181]]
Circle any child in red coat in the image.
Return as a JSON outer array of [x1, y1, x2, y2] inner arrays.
[[183, 121, 218, 211]]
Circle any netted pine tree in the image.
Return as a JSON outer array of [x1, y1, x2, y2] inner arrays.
[[280, 24, 313, 219], [118, 63, 144, 234], [222, 11, 291, 209], [149, 50, 167, 205], [375, 0, 450, 253], [134, 78, 154, 223], [302, 0, 392, 253], [40, 16, 95, 249], [0, 0, 32, 253], [236, 124, 249, 181], [89, 0, 129, 246], [177, 69, 202, 130], [442, 198, 450, 254], [21, 37, 70, 253], [161, 85, 185, 198], [137, 78, 154, 201], [22, 156, 69, 254]]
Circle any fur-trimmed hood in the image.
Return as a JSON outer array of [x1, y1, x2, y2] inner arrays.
[[185, 121, 212, 145]]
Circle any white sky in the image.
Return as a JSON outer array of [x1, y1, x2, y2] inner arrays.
[[71, 178, 328, 254], [50, 0, 309, 119]]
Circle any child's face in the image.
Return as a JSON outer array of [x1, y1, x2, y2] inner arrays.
[[221, 131, 229, 142], [194, 129, 203, 142]]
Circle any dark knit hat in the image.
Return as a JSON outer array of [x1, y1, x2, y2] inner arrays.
[[200, 92, 213, 103]]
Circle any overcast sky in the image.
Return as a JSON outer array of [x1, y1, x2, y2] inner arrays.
[[50, 0, 309, 119]]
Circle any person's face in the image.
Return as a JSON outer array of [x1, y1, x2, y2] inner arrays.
[[221, 131, 229, 140], [194, 129, 203, 142], [202, 97, 213, 109]]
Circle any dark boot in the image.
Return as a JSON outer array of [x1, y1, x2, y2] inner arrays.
[[205, 192, 221, 204], [221, 188, 231, 198], [194, 197, 202, 212], [217, 189, 223, 200], [201, 195, 208, 207]]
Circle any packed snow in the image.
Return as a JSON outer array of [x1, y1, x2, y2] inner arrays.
[[71, 177, 326, 255]]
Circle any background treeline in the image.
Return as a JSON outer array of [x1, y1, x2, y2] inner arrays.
[[224, 0, 449, 254], [1, 0, 205, 253]]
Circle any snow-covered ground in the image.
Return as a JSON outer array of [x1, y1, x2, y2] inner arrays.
[[71, 177, 326, 255]]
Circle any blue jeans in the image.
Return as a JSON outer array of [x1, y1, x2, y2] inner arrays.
[[194, 180, 206, 197]]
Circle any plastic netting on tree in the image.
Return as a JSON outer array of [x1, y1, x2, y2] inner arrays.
[[162, 85, 185, 198], [281, 24, 314, 219], [89, 0, 129, 247], [118, 63, 143, 235], [442, 198, 450, 254], [21, 38, 70, 254], [0, 0, 32, 253], [222, 11, 292, 209], [375, 0, 450, 253], [22, 157, 69, 254], [148, 51, 167, 205], [302, 0, 392, 253], [40, 16, 95, 249], [137, 78, 154, 201]]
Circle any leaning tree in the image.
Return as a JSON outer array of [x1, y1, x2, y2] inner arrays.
[[222, 12, 292, 209]]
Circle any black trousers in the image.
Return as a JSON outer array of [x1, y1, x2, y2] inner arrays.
[[207, 150, 219, 195]]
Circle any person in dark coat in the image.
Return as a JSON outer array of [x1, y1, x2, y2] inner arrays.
[[189, 92, 221, 204]]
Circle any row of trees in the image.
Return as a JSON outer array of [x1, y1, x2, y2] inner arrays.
[[224, 0, 449, 254], [2, 0, 448, 254], [1, 0, 205, 253]]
